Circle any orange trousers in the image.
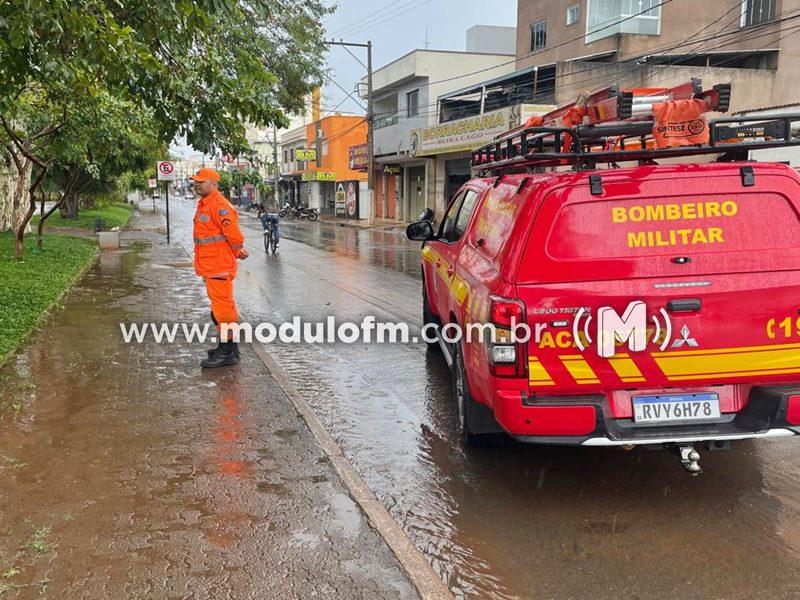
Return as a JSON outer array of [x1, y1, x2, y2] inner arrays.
[[205, 275, 240, 340]]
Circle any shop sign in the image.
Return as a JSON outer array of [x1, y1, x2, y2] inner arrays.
[[346, 181, 358, 217], [301, 171, 336, 182], [296, 148, 317, 161], [349, 143, 368, 170], [409, 107, 515, 157], [335, 183, 346, 215], [383, 165, 401, 175]]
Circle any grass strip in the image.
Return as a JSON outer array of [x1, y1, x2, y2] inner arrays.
[[0, 232, 97, 365], [31, 202, 132, 230]]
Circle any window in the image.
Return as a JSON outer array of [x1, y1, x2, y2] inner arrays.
[[439, 191, 465, 242], [567, 4, 580, 26], [741, 0, 776, 27], [530, 19, 547, 52], [453, 190, 480, 241], [407, 90, 420, 117], [586, 0, 661, 43]]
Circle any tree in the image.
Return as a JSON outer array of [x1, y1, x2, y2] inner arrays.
[[0, 0, 329, 256], [0, 90, 67, 256]]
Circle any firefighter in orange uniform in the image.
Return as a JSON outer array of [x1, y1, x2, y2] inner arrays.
[[190, 168, 249, 368]]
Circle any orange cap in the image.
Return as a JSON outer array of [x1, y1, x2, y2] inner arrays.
[[190, 168, 221, 182]]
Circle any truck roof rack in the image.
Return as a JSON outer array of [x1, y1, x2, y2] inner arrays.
[[471, 79, 800, 173]]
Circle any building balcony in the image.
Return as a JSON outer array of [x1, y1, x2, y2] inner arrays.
[[586, 0, 661, 44], [374, 114, 399, 130]]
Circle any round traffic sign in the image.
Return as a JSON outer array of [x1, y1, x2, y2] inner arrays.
[[158, 161, 174, 175]]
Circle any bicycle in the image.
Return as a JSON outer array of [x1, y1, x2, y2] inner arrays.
[[262, 213, 279, 255]]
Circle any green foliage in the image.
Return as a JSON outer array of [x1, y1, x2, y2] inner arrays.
[[0, 0, 330, 154], [31, 202, 132, 230], [217, 167, 270, 197], [0, 232, 96, 362], [43, 91, 167, 210]]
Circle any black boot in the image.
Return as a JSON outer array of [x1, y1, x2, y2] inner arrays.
[[201, 341, 240, 368], [207, 340, 240, 358]]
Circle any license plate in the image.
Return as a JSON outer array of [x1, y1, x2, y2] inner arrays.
[[632, 393, 721, 424]]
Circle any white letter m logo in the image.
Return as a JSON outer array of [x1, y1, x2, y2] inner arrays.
[[596, 301, 648, 358]]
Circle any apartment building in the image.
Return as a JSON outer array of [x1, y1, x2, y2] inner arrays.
[[515, 0, 800, 111]]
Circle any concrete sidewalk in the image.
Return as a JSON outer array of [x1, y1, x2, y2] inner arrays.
[[315, 215, 407, 234], [0, 207, 417, 599]]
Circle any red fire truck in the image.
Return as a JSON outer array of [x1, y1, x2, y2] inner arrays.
[[407, 79, 800, 472]]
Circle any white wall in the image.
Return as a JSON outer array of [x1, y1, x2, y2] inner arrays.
[[368, 50, 516, 159], [358, 182, 370, 220], [466, 26, 517, 54]]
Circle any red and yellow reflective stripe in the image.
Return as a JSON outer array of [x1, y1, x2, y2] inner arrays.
[[528, 357, 555, 386], [654, 342, 800, 381], [560, 354, 601, 385], [608, 353, 646, 383]]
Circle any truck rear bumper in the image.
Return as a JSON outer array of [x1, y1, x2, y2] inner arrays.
[[580, 428, 795, 446], [507, 384, 800, 446]]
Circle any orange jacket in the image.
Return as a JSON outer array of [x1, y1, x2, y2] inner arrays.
[[193, 189, 245, 278]]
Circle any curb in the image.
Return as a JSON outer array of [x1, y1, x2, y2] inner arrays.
[[249, 342, 454, 600]]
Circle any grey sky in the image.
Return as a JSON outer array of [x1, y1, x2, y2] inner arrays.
[[321, 0, 518, 114]]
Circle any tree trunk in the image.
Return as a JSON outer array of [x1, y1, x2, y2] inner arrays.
[[61, 190, 79, 219], [37, 193, 66, 247], [0, 152, 14, 232], [0, 150, 31, 235], [11, 158, 32, 258]]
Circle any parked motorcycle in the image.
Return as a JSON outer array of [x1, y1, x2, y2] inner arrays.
[[280, 203, 319, 221], [296, 205, 319, 221]]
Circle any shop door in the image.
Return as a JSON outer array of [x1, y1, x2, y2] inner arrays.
[[408, 166, 426, 221], [445, 158, 471, 207]]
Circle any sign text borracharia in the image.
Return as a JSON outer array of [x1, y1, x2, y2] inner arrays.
[[410, 108, 510, 157]]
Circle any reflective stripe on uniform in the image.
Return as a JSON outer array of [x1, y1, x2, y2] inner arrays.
[[229, 243, 243, 250], [194, 234, 227, 245]]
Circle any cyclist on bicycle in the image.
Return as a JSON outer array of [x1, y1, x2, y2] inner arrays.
[[257, 204, 280, 248]]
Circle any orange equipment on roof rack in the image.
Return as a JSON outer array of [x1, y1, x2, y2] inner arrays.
[[472, 78, 800, 172]]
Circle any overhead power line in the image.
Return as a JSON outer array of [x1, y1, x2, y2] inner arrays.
[[338, 0, 435, 39], [369, 7, 798, 121], [329, 0, 423, 38], [367, 0, 675, 99]]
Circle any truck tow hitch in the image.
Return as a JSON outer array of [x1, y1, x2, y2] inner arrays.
[[678, 445, 702, 475]]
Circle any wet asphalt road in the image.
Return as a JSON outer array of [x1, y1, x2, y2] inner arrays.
[[173, 200, 800, 600]]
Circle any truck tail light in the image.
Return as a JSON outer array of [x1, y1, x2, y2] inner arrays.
[[488, 296, 527, 378], [787, 394, 800, 425], [491, 297, 524, 329]]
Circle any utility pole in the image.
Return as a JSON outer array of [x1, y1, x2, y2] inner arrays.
[[366, 40, 374, 223], [272, 124, 280, 209], [323, 39, 374, 222]]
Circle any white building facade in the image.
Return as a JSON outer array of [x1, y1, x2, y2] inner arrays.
[[364, 46, 518, 221]]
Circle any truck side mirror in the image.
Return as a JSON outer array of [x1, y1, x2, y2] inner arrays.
[[418, 208, 434, 222], [406, 220, 434, 242]]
